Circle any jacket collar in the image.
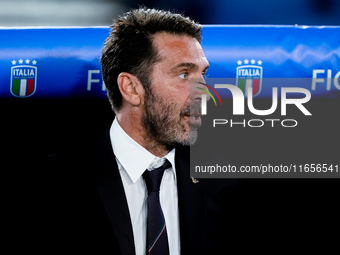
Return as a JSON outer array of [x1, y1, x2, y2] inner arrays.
[[95, 129, 136, 255]]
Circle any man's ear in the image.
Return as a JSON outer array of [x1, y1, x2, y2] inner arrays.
[[117, 72, 144, 106]]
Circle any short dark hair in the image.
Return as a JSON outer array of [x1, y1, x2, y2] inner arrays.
[[100, 7, 202, 112]]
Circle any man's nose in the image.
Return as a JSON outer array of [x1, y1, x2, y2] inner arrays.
[[190, 78, 211, 101]]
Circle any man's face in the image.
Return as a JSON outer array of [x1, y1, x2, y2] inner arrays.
[[141, 32, 209, 149]]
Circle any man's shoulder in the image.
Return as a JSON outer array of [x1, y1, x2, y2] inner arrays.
[[35, 129, 114, 177], [43, 137, 98, 170], [29, 129, 117, 204]]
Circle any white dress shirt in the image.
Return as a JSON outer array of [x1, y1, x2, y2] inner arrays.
[[110, 118, 180, 255]]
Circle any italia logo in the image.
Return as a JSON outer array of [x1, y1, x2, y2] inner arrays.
[[10, 59, 37, 98], [236, 59, 262, 97]]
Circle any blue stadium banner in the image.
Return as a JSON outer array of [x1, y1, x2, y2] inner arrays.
[[0, 26, 339, 99]]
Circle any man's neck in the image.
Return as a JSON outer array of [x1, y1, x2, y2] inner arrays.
[[116, 113, 170, 158]]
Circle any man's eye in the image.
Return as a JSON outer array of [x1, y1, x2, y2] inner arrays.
[[179, 73, 187, 79], [202, 72, 208, 78]]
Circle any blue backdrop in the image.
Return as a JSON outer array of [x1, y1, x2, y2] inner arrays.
[[0, 26, 339, 99]]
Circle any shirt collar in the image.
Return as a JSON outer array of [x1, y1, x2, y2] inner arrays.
[[110, 118, 176, 183]]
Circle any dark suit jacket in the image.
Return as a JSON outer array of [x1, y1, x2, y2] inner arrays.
[[21, 129, 239, 254]]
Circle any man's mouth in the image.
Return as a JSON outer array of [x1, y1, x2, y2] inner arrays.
[[182, 102, 202, 126], [184, 114, 201, 125], [190, 114, 200, 120]]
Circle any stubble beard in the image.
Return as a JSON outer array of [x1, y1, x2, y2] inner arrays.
[[141, 86, 201, 151]]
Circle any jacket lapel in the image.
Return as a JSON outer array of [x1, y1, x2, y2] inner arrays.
[[95, 130, 136, 255], [175, 147, 207, 255]]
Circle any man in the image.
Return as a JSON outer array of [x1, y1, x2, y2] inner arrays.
[[30, 7, 238, 255]]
